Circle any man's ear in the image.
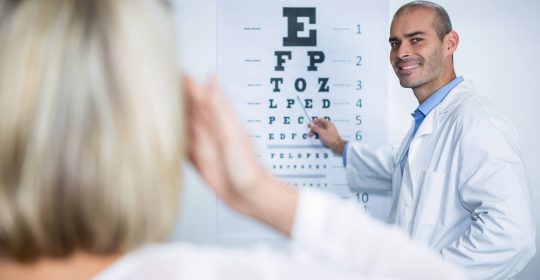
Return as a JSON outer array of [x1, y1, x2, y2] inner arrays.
[[444, 31, 459, 56]]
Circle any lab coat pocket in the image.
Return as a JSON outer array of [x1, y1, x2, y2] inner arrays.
[[411, 169, 446, 226]]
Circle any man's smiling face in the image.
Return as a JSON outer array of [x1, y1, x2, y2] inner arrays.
[[389, 8, 446, 91]]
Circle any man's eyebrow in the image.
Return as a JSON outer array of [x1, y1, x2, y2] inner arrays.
[[389, 31, 427, 42], [404, 31, 426, 38]]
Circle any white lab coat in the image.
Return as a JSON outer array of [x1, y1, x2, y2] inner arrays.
[[345, 80, 536, 280]]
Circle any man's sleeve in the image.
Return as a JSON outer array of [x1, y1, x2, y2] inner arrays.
[[290, 189, 466, 280], [345, 142, 399, 192], [441, 114, 536, 279]]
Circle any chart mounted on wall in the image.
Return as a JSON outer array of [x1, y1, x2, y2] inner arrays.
[[217, 0, 392, 238]]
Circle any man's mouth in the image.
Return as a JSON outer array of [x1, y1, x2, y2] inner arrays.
[[400, 64, 419, 70], [397, 62, 420, 74]]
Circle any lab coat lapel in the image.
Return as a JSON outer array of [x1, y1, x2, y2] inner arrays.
[[397, 120, 415, 167], [407, 80, 468, 166], [415, 109, 436, 137], [400, 81, 469, 176], [408, 102, 439, 166]]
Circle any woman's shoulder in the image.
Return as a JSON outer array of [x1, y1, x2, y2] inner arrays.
[[93, 242, 361, 280], [93, 242, 289, 280]]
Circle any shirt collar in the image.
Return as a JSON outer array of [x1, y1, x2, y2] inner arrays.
[[415, 76, 464, 118]]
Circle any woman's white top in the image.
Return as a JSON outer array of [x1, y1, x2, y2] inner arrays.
[[94, 189, 465, 280]]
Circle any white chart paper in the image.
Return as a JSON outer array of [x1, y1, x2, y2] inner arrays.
[[217, 0, 392, 238]]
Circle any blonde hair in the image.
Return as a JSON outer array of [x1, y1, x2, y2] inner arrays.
[[0, 0, 184, 261]]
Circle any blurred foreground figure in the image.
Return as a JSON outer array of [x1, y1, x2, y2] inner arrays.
[[0, 0, 464, 279]]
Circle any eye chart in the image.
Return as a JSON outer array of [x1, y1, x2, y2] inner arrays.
[[217, 0, 392, 238]]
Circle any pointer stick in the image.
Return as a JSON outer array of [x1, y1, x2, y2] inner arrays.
[[296, 95, 313, 121]]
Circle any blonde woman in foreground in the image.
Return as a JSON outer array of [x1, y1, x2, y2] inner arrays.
[[0, 0, 464, 279]]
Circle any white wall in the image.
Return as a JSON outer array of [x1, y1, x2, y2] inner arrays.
[[171, 0, 540, 278]]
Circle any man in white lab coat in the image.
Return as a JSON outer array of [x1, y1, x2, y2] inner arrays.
[[308, 1, 536, 279]]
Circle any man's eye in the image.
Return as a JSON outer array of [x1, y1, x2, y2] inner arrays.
[[411, 38, 422, 44], [390, 42, 399, 48]]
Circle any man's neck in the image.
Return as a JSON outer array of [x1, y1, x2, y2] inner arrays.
[[413, 71, 457, 104]]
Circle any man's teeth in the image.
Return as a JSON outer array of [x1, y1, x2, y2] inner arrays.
[[401, 64, 419, 70]]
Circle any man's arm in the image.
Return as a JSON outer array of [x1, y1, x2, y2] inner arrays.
[[441, 115, 536, 279], [345, 142, 399, 192], [308, 118, 398, 192]]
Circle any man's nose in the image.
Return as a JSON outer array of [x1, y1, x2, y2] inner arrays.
[[397, 42, 411, 59]]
